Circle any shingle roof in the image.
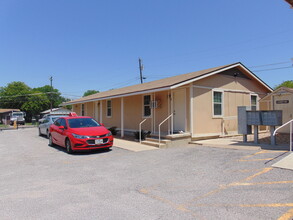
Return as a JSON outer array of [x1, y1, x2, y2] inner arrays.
[[62, 62, 272, 105]]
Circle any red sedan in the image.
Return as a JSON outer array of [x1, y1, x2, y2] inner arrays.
[[49, 115, 113, 154]]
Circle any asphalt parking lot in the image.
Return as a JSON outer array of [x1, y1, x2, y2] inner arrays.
[[0, 128, 292, 220]]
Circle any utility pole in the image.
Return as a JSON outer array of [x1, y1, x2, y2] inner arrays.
[[139, 58, 144, 84], [50, 76, 53, 111]]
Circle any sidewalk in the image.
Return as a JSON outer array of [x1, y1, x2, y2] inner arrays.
[[114, 138, 158, 152], [272, 153, 293, 171]]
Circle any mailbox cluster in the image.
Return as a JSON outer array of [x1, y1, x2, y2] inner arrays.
[[238, 106, 282, 145]]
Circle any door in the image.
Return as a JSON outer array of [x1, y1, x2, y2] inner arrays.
[[173, 89, 186, 132], [94, 102, 99, 121]]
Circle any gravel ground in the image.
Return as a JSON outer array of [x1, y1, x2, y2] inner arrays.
[[0, 128, 292, 220]]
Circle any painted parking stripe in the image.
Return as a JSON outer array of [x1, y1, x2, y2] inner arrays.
[[230, 180, 293, 186], [278, 208, 293, 220]]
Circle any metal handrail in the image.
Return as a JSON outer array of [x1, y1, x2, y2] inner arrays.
[[139, 118, 148, 144], [273, 119, 293, 152], [159, 113, 173, 144]]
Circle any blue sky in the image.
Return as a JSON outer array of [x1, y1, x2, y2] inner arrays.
[[0, 0, 292, 99]]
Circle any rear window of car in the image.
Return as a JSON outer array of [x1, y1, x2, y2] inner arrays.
[[51, 115, 68, 122], [68, 118, 100, 128]]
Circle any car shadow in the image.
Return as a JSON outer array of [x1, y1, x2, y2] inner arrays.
[[47, 143, 112, 156], [39, 135, 49, 139]]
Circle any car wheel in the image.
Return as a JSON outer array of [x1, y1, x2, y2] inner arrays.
[[65, 138, 74, 154], [49, 134, 55, 146], [46, 130, 50, 139]]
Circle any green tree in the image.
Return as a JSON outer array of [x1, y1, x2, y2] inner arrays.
[[21, 92, 50, 121], [83, 90, 99, 97], [33, 85, 68, 108], [0, 81, 71, 121], [274, 80, 293, 90], [0, 81, 31, 109]]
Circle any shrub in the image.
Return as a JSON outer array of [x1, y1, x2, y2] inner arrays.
[[108, 126, 118, 135], [133, 130, 151, 141]]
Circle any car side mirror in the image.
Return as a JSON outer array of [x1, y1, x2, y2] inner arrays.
[[100, 123, 105, 127], [59, 126, 65, 130]]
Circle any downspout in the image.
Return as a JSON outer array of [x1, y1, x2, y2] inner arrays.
[[190, 83, 194, 137], [121, 97, 124, 138], [100, 101, 103, 124], [153, 93, 156, 134]]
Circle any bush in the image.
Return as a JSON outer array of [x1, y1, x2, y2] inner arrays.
[[108, 126, 118, 135], [133, 130, 151, 141]]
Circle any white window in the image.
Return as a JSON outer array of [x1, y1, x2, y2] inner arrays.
[[213, 91, 223, 117], [143, 95, 151, 117], [106, 100, 112, 117], [251, 95, 258, 111]]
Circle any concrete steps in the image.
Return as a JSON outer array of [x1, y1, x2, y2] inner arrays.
[[141, 137, 171, 148], [141, 133, 191, 148]]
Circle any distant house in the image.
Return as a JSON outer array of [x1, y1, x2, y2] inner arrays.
[[61, 62, 272, 146], [0, 109, 20, 125], [260, 87, 293, 133]]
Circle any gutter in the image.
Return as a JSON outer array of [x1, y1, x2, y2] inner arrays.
[[60, 86, 171, 106]]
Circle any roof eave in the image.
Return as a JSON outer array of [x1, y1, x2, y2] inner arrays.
[[60, 86, 171, 106], [171, 63, 273, 92]]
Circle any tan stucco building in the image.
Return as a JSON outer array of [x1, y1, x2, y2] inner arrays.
[[62, 62, 272, 143], [260, 87, 293, 133]]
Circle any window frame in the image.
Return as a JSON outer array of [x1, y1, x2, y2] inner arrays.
[[106, 100, 112, 118], [250, 94, 258, 111], [143, 94, 152, 118], [212, 90, 224, 118]]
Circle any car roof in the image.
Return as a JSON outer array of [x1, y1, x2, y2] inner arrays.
[[62, 116, 92, 120], [50, 115, 68, 118]]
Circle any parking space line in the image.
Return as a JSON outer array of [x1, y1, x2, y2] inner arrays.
[[236, 169, 263, 173], [238, 158, 274, 162], [278, 208, 293, 220], [230, 180, 293, 186], [240, 203, 293, 208], [241, 167, 272, 182], [138, 188, 200, 218], [185, 167, 272, 206], [238, 150, 288, 162], [190, 203, 293, 208], [242, 150, 267, 159]]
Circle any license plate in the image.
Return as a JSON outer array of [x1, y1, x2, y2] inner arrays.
[[95, 139, 103, 145]]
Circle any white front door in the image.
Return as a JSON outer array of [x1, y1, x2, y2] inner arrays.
[[173, 89, 186, 132]]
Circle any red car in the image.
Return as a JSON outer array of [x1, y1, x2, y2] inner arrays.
[[49, 115, 113, 154]]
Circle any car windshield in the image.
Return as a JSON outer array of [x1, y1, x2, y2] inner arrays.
[[12, 113, 23, 116], [68, 118, 100, 128]]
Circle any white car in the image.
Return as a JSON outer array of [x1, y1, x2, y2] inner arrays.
[[38, 115, 68, 138]]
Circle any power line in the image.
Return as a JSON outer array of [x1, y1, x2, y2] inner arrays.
[[252, 66, 293, 72], [249, 61, 292, 68]]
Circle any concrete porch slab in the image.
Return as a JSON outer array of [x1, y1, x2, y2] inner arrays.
[[113, 138, 158, 152], [272, 153, 293, 170]]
